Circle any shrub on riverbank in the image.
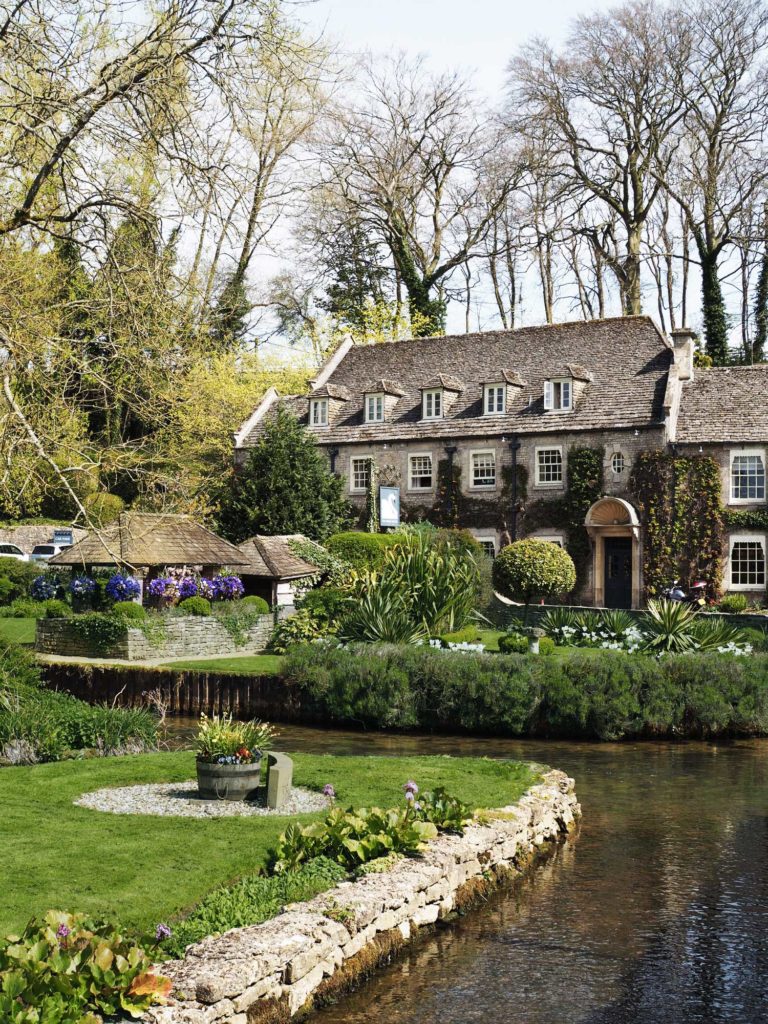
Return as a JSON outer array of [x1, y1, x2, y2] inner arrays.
[[0, 645, 157, 763], [284, 644, 768, 740]]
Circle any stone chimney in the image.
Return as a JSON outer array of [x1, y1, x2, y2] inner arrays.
[[670, 327, 696, 381]]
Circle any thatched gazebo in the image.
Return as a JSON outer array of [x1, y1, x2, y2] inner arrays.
[[48, 513, 248, 584], [230, 534, 320, 607]]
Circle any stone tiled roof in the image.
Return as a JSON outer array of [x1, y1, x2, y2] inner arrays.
[[480, 370, 527, 387], [309, 382, 351, 401], [363, 378, 406, 396], [677, 366, 768, 443], [232, 535, 319, 579], [49, 513, 248, 567], [239, 316, 672, 447], [421, 374, 465, 392]]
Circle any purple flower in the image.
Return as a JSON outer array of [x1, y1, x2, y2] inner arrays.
[[322, 784, 336, 799], [178, 577, 198, 598], [106, 573, 141, 602], [414, 802, 422, 811], [56, 924, 70, 940], [404, 790, 415, 802], [155, 923, 172, 942], [403, 780, 419, 796]]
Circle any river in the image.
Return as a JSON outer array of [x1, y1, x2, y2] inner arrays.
[[169, 721, 768, 1023]]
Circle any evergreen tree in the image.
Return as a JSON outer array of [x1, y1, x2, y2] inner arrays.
[[753, 207, 768, 363], [216, 407, 351, 543], [209, 272, 252, 349]]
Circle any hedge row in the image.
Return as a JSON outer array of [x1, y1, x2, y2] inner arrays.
[[283, 644, 768, 740]]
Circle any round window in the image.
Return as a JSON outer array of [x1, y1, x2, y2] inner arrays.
[[611, 452, 625, 475]]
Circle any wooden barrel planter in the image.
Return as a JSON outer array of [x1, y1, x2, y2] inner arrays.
[[196, 759, 262, 801]]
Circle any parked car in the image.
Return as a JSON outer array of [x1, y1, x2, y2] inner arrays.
[[30, 543, 70, 563], [0, 543, 28, 562]]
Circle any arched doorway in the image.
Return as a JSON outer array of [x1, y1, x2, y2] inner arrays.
[[585, 497, 641, 609]]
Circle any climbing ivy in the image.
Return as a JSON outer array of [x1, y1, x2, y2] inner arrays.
[[630, 450, 724, 598], [364, 457, 379, 533], [723, 508, 768, 531]]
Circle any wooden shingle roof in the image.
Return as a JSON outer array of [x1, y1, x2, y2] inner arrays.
[[677, 366, 768, 443], [232, 535, 319, 580], [239, 316, 672, 447], [48, 513, 248, 568]]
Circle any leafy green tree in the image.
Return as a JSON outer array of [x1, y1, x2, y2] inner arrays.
[[217, 408, 351, 542], [493, 539, 576, 623]]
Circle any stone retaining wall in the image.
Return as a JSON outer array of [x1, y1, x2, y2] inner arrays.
[[36, 614, 274, 661], [143, 769, 580, 1024]]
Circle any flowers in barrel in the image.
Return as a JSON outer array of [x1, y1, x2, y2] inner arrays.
[[69, 575, 96, 598], [195, 712, 277, 765], [105, 573, 141, 602], [147, 576, 179, 602], [30, 575, 59, 600]]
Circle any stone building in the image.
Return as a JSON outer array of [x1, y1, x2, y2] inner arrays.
[[235, 316, 767, 609]]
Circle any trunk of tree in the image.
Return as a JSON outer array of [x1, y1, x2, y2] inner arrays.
[[699, 247, 729, 364], [623, 227, 643, 315]]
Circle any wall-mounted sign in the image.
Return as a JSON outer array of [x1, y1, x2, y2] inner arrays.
[[53, 528, 74, 546], [379, 486, 401, 528]]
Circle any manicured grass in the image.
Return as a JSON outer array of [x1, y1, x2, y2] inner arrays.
[[157, 654, 286, 674], [0, 617, 36, 645], [0, 751, 539, 936], [477, 629, 504, 651]]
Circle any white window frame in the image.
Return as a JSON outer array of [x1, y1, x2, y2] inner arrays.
[[422, 388, 443, 419], [309, 398, 328, 427], [484, 384, 506, 415], [474, 535, 498, 558], [533, 533, 565, 548], [470, 448, 497, 490], [535, 446, 564, 487], [543, 378, 572, 412], [610, 452, 626, 476], [728, 533, 767, 591], [365, 392, 385, 423], [408, 452, 434, 491], [349, 455, 372, 494], [729, 448, 766, 504]]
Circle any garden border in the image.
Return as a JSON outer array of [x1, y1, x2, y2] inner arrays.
[[139, 769, 579, 1024]]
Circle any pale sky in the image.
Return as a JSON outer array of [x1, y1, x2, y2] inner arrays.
[[298, 0, 618, 97]]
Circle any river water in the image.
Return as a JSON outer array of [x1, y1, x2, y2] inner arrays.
[[170, 721, 768, 1023]]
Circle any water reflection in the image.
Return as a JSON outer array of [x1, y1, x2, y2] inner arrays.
[[166, 720, 768, 1023]]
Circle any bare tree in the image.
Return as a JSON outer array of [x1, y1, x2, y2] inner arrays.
[[509, 0, 687, 315]]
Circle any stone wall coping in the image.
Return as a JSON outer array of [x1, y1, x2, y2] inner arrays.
[[140, 768, 580, 1023]]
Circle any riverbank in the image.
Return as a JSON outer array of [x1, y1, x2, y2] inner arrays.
[[140, 769, 579, 1023], [0, 751, 538, 937]]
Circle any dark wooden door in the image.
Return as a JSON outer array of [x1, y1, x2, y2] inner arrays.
[[604, 537, 632, 609]]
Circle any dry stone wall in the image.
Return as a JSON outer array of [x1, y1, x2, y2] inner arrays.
[[36, 615, 274, 661], [142, 769, 580, 1024]]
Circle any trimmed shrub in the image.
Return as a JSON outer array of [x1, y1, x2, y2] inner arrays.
[[493, 540, 576, 617], [0, 556, 44, 600], [0, 598, 41, 618], [240, 595, 270, 614], [326, 531, 398, 571], [437, 626, 482, 646], [111, 601, 147, 620], [41, 599, 71, 619], [283, 643, 768, 740], [269, 609, 331, 654], [718, 593, 749, 614], [178, 596, 212, 617], [498, 633, 555, 655]]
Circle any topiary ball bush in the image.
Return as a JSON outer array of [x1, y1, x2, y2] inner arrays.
[[493, 539, 577, 606], [111, 601, 146, 620], [240, 595, 270, 614], [179, 596, 212, 616], [42, 598, 71, 619]]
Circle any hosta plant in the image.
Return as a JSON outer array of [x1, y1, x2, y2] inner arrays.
[[0, 910, 171, 1023], [195, 712, 277, 764]]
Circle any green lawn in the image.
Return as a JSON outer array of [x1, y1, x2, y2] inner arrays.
[[0, 751, 538, 936], [0, 617, 36, 645], [158, 654, 286, 674], [477, 629, 503, 651]]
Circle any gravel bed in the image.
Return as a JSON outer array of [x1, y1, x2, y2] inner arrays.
[[75, 782, 330, 818]]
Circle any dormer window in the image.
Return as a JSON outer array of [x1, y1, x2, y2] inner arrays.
[[310, 398, 328, 426], [544, 379, 572, 412], [365, 393, 385, 423], [484, 384, 506, 415], [422, 389, 443, 419]]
